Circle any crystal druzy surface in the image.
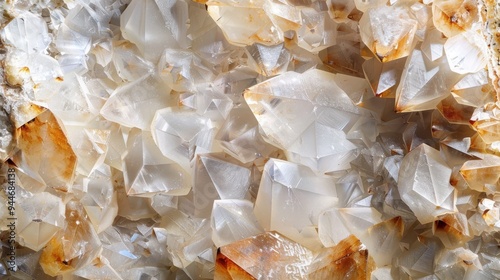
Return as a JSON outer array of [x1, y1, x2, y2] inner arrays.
[[0, 0, 500, 279]]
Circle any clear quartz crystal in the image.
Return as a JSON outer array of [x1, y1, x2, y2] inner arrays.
[[398, 144, 456, 224], [2, 0, 500, 278]]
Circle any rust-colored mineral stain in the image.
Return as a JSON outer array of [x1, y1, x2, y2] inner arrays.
[[433, 0, 477, 36], [215, 251, 256, 280], [20, 66, 30, 74], [18, 111, 77, 187], [310, 235, 375, 279], [55, 76, 64, 82], [40, 237, 74, 277], [437, 100, 474, 124]]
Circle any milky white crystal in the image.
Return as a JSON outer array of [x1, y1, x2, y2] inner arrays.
[[123, 129, 190, 196], [245, 69, 365, 173], [17, 192, 65, 251], [444, 30, 488, 74], [0, 11, 51, 54], [254, 159, 338, 249], [193, 153, 252, 218], [398, 144, 456, 224], [211, 199, 263, 247]]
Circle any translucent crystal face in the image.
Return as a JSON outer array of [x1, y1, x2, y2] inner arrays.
[[2, 0, 500, 278]]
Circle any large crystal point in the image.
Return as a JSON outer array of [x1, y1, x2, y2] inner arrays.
[[359, 5, 417, 62], [395, 46, 462, 112], [211, 199, 263, 247], [17, 192, 65, 251], [0, 11, 51, 54], [398, 144, 456, 224], [244, 69, 364, 173], [100, 74, 174, 130], [120, 0, 182, 62], [194, 153, 252, 218], [254, 159, 338, 249], [123, 129, 190, 196], [14, 110, 77, 192]]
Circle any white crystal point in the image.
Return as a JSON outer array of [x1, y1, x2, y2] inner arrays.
[[55, 23, 92, 55], [34, 73, 94, 126], [318, 208, 358, 246], [321, 201, 385, 241], [207, 0, 282, 46], [246, 43, 290, 76], [211, 199, 263, 248], [80, 166, 118, 234], [421, 28, 446, 62], [359, 5, 417, 62], [112, 41, 155, 82], [434, 247, 482, 279], [73, 256, 122, 280], [286, 123, 358, 173], [444, 30, 488, 74], [395, 46, 462, 112], [244, 69, 363, 172], [296, 8, 337, 52], [360, 216, 404, 267], [123, 129, 191, 197], [120, 0, 180, 62], [398, 238, 440, 278], [363, 57, 406, 98], [151, 108, 215, 171], [194, 153, 251, 218], [460, 154, 500, 193], [398, 144, 456, 224], [64, 125, 109, 176], [254, 159, 338, 249], [0, 11, 51, 54], [216, 103, 277, 164], [100, 74, 174, 130], [17, 192, 65, 251]]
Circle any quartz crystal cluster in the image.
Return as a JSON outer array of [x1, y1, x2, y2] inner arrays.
[[1, 0, 500, 278]]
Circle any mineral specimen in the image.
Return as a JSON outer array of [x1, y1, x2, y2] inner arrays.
[[1, 0, 500, 278]]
